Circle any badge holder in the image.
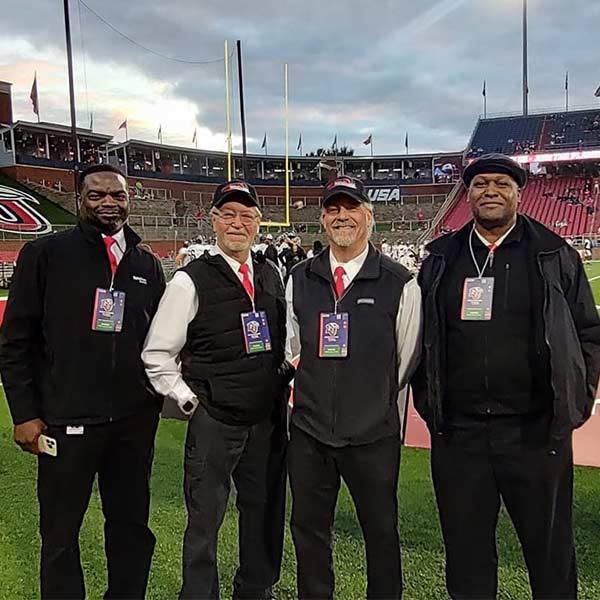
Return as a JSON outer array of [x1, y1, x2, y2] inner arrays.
[[461, 228, 496, 321], [92, 270, 126, 333], [240, 290, 272, 354]]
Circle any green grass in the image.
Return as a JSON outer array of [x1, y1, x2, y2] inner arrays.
[[3, 267, 600, 599], [1, 396, 600, 599], [584, 261, 600, 307]]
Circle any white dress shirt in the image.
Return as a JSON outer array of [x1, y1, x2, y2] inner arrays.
[[284, 243, 422, 438], [102, 228, 126, 264], [473, 222, 516, 249], [141, 244, 254, 412]]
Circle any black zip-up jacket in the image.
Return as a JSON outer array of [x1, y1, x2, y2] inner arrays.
[[0, 221, 166, 426], [412, 216, 600, 440]]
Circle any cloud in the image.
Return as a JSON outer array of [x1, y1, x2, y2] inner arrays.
[[2, 0, 599, 155]]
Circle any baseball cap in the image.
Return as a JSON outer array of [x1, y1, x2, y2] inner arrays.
[[212, 180, 259, 209], [323, 176, 370, 206], [463, 153, 528, 188]]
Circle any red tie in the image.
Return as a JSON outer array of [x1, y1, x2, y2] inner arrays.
[[239, 263, 254, 300], [103, 236, 118, 276], [333, 266, 346, 299]]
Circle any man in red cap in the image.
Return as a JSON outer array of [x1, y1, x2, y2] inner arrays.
[[285, 176, 422, 599], [143, 180, 292, 599]]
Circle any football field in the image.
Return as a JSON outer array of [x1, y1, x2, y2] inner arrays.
[[1, 268, 600, 599]]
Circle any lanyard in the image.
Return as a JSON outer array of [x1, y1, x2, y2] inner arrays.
[[468, 227, 496, 279]]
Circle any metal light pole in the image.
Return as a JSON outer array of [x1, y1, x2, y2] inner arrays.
[[236, 40, 248, 180], [522, 0, 529, 116], [63, 0, 80, 213]]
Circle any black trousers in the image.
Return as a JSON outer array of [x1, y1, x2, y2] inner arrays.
[[180, 405, 287, 600], [431, 412, 577, 600], [288, 425, 402, 600], [37, 409, 159, 599]]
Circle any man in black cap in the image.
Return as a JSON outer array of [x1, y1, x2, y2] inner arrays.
[[286, 176, 422, 599], [414, 153, 600, 599], [142, 180, 292, 599]]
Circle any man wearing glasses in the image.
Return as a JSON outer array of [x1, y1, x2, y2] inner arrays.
[[143, 180, 292, 599]]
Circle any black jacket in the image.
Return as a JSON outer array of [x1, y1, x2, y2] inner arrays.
[[291, 244, 413, 446], [413, 216, 600, 440], [0, 221, 166, 426], [180, 252, 290, 425]]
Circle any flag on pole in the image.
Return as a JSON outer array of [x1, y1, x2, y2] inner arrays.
[[595, 85, 600, 98], [482, 80, 486, 97], [192, 128, 197, 144], [363, 134, 372, 146], [30, 72, 39, 120], [331, 134, 337, 150], [297, 133, 302, 152], [405, 132, 409, 151], [118, 119, 127, 130], [158, 124, 162, 142], [89, 112, 93, 131], [261, 132, 267, 149], [565, 71, 569, 91]]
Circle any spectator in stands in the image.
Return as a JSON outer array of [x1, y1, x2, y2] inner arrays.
[[414, 153, 600, 600], [0, 164, 166, 599], [142, 180, 292, 599], [264, 234, 279, 265], [280, 237, 306, 280], [306, 239, 323, 259], [285, 175, 422, 599]]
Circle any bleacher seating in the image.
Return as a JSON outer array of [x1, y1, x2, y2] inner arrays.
[[440, 176, 600, 237], [467, 109, 600, 158]]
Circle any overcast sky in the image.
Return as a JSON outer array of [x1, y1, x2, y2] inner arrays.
[[2, 0, 599, 156]]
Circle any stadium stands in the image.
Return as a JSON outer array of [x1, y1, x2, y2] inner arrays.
[[467, 109, 600, 157]]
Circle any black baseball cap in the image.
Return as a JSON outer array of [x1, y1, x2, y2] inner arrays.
[[323, 176, 370, 206], [212, 180, 259, 209], [463, 153, 528, 188]]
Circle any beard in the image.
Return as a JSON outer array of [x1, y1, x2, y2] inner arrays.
[[82, 210, 127, 235], [220, 236, 251, 253], [329, 227, 358, 247]]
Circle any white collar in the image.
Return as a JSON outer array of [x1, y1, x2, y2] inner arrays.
[[102, 228, 126, 253], [473, 221, 517, 249], [329, 243, 370, 282], [210, 243, 254, 278]]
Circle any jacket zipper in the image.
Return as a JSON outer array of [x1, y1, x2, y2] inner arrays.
[[537, 252, 559, 431], [328, 279, 356, 437], [503, 263, 511, 312]]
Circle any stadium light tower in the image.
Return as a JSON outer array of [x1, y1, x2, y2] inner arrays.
[[522, 0, 529, 116], [62, 0, 79, 213]]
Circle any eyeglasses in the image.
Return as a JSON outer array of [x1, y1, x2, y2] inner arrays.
[[215, 210, 259, 225]]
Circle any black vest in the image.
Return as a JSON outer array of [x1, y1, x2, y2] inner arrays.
[[181, 252, 286, 425], [291, 244, 413, 446]]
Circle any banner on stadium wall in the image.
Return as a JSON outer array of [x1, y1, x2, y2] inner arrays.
[[0, 185, 52, 234], [365, 186, 402, 202]]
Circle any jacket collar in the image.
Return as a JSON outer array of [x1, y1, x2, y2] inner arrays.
[[309, 242, 381, 283], [201, 250, 269, 297], [78, 219, 141, 250], [426, 214, 565, 258]]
